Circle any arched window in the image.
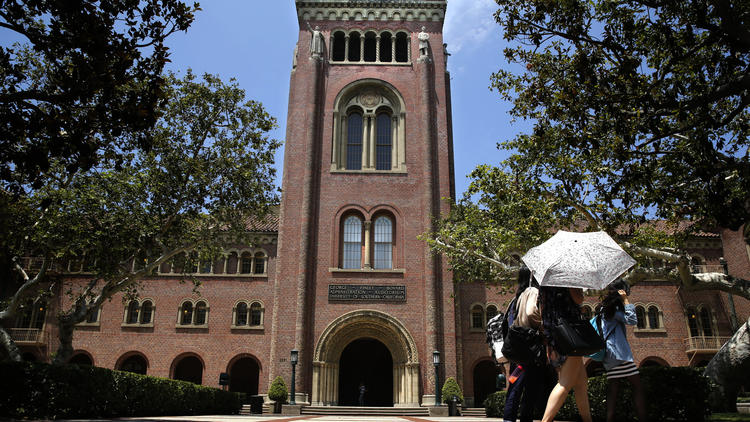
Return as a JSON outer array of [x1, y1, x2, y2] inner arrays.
[[180, 302, 194, 325], [253, 252, 266, 275], [140, 300, 153, 324], [376, 113, 392, 170], [379, 32, 393, 62], [250, 302, 263, 326], [194, 301, 207, 325], [331, 31, 346, 61], [126, 301, 140, 324], [364, 31, 377, 62], [647, 305, 660, 329], [395, 32, 409, 62], [331, 81, 406, 173], [348, 32, 361, 61], [343, 216, 363, 269], [635, 305, 646, 329], [486, 305, 498, 321], [240, 252, 253, 274], [119, 354, 148, 375], [85, 301, 99, 324], [346, 112, 363, 170], [235, 302, 248, 326], [471, 305, 484, 329], [373, 216, 393, 269]]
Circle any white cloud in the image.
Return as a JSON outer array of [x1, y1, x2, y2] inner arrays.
[[444, 0, 498, 54]]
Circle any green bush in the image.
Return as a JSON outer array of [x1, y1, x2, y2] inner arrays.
[[0, 361, 240, 420], [267, 376, 288, 403], [441, 376, 464, 404], [483, 366, 710, 422]]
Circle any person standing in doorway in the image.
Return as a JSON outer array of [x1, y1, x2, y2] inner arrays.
[[358, 382, 366, 406]]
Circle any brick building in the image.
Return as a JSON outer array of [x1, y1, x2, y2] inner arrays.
[[10, 0, 750, 409]]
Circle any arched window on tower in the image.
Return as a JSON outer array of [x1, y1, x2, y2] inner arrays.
[[348, 32, 361, 62], [373, 216, 393, 269], [331, 31, 346, 61], [647, 305, 661, 329], [486, 305, 498, 321], [699, 307, 713, 336], [364, 31, 377, 62], [395, 32, 409, 62], [127, 301, 140, 324], [253, 252, 266, 275], [343, 216, 363, 269], [235, 302, 248, 326], [140, 300, 153, 324], [379, 32, 393, 62], [346, 112, 363, 170], [376, 113, 392, 170]]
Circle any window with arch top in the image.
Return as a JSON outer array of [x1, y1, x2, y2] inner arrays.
[[331, 81, 406, 173], [342, 215, 363, 269], [373, 215, 393, 269], [329, 29, 411, 64]]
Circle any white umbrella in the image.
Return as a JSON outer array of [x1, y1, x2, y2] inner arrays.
[[521, 230, 636, 290]]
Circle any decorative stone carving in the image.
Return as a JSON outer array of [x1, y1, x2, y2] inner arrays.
[[359, 91, 381, 108], [296, 1, 447, 23]]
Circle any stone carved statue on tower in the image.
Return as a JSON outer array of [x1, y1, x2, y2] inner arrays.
[[418, 26, 430, 60], [306, 22, 324, 59]]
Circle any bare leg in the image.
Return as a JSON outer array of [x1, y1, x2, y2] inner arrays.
[[572, 358, 592, 422], [606, 378, 620, 422], [628, 374, 648, 422], [542, 357, 590, 422]]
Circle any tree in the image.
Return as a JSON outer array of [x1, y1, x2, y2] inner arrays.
[[491, 0, 749, 232], [268, 376, 288, 413], [0, 71, 280, 363], [0, 0, 199, 193], [427, 0, 750, 409]]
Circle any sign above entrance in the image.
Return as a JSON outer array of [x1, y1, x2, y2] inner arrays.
[[328, 284, 406, 302]]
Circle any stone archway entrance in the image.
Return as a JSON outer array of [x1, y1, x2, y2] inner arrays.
[[312, 310, 420, 407], [338, 338, 393, 406]]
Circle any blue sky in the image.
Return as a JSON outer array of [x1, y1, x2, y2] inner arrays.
[[163, 0, 531, 197]]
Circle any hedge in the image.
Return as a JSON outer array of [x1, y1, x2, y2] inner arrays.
[[484, 366, 711, 422], [0, 361, 241, 420]]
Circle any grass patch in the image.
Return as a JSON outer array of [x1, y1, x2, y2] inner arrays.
[[709, 413, 750, 422]]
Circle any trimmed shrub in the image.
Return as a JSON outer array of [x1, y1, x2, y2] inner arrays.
[[0, 361, 240, 420], [267, 376, 288, 403], [441, 376, 464, 404], [483, 366, 710, 422]]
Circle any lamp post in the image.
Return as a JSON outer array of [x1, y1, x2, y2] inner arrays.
[[290, 349, 298, 405], [720, 258, 739, 333], [433, 350, 440, 406]]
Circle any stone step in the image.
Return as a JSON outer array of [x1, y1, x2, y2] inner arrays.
[[238, 403, 271, 415], [301, 406, 430, 416], [461, 407, 486, 416]]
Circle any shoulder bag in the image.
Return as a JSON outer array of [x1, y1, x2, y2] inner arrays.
[[552, 317, 605, 356]]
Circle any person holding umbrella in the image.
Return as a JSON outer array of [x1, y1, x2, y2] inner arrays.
[[522, 230, 637, 422]]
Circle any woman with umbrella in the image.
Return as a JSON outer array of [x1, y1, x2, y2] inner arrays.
[[522, 230, 637, 422]]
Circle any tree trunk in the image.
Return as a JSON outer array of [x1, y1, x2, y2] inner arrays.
[[52, 315, 77, 365], [704, 317, 750, 413], [0, 327, 22, 362]]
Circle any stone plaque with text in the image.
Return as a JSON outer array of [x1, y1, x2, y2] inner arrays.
[[328, 284, 406, 302]]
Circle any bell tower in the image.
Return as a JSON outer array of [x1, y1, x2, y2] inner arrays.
[[270, 0, 456, 407]]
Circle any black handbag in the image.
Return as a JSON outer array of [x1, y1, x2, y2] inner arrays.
[[552, 317, 605, 356], [501, 324, 546, 366]]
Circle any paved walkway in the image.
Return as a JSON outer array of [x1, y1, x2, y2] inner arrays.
[[58, 416, 508, 422]]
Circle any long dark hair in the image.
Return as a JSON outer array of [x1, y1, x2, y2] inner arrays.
[[598, 279, 629, 319], [515, 265, 531, 300]]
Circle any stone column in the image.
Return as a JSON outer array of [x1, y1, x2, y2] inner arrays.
[[376, 35, 381, 62], [363, 220, 372, 269], [359, 36, 365, 63], [345, 35, 350, 62], [391, 36, 396, 62]]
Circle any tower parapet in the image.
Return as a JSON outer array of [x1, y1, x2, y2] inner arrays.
[[296, 0, 447, 23]]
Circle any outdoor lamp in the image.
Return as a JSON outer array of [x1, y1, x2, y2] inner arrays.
[[290, 349, 298, 405], [433, 350, 440, 405]]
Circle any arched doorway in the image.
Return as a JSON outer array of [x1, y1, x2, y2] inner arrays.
[[229, 356, 260, 396], [473, 360, 500, 408], [173, 355, 203, 384], [312, 310, 420, 406], [119, 354, 148, 375], [338, 338, 393, 406], [69, 352, 93, 366]]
